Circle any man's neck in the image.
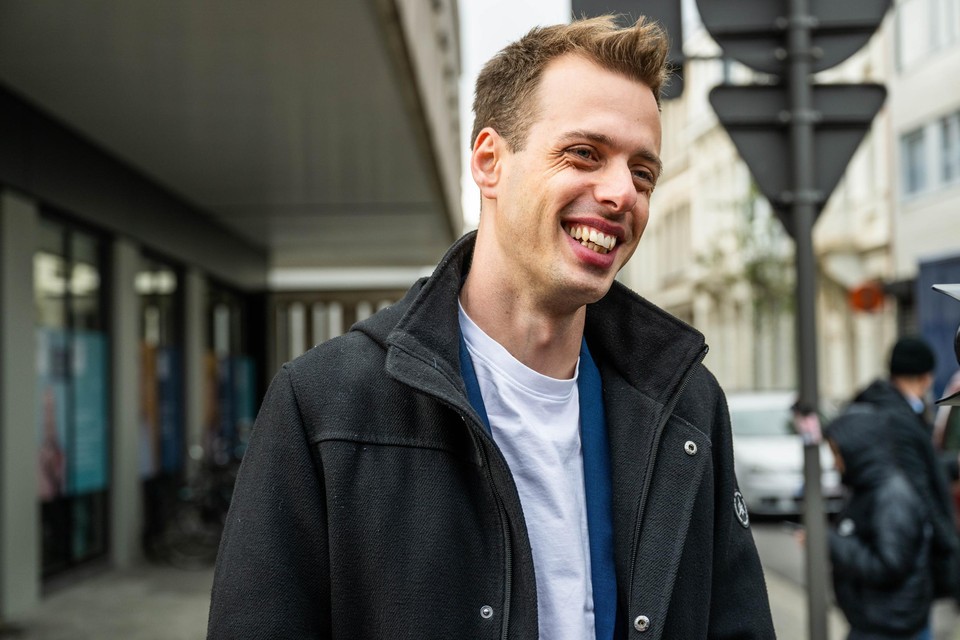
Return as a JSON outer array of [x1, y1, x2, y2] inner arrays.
[[460, 273, 584, 380]]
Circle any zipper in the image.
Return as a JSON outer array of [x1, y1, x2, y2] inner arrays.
[[481, 439, 513, 640], [626, 345, 708, 619], [457, 411, 513, 640]]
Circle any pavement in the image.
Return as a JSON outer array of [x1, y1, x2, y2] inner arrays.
[[0, 558, 956, 639], [2, 563, 213, 640]]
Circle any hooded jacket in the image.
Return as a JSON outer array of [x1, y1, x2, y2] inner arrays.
[[826, 406, 933, 636], [207, 233, 774, 639], [855, 379, 960, 600]]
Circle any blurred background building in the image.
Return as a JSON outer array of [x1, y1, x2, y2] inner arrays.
[[620, 0, 960, 405], [0, 0, 461, 619]]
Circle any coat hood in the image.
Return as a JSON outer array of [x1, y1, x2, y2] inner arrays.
[[855, 379, 909, 412], [825, 405, 895, 490]]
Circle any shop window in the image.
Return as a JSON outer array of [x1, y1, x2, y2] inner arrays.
[[205, 285, 255, 465], [136, 255, 184, 548], [34, 216, 109, 577]]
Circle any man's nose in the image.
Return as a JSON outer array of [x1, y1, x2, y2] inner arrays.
[[594, 163, 637, 214]]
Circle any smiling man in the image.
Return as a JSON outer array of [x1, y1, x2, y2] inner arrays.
[[208, 16, 774, 640]]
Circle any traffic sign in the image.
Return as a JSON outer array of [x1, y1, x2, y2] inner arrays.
[[573, 0, 685, 99], [696, 0, 892, 76], [708, 83, 886, 236]]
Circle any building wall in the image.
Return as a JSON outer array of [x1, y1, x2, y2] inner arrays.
[[0, 192, 42, 617], [890, 0, 960, 279], [0, 88, 268, 291], [0, 72, 269, 621], [622, 7, 907, 404], [0, 2, 462, 618], [394, 0, 462, 235]]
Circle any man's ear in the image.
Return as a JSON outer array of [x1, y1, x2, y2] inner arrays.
[[471, 127, 504, 198]]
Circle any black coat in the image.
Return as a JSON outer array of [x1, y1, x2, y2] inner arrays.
[[826, 407, 933, 636], [855, 380, 960, 600], [207, 233, 774, 639]]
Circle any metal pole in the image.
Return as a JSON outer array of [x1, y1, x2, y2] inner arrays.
[[786, 0, 830, 638]]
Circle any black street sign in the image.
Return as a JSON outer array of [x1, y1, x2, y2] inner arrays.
[[709, 83, 886, 236], [696, 0, 892, 76], [573, 0, 685, 98]]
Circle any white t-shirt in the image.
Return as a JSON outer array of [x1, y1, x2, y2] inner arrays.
[[459, 302, 595, 640]]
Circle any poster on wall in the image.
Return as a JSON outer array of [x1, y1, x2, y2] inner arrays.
[[36, 328, 69, 502], [158, 347, 183, 474], [71, 330, 109, 494]]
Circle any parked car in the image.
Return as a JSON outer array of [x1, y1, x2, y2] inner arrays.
[[727, 391, 844, 517]]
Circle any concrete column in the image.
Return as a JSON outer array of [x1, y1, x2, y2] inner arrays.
[[0, 190, 41, 618], [110, 238, 141, 568], [184, 269, 206, 474]]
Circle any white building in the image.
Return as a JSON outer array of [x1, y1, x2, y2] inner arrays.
[[622, 0, 960, 402]]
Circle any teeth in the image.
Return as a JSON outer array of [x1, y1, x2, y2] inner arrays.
[[564, 224, 617, 253]]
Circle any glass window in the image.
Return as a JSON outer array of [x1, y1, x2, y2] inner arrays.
[[136, 256, 183, 480], [897, 0, 930, 70], [34, 216, 109, 577], [205, 285, 253, 465], [136, 255, 184, 553], [942, 112, 960, 185], [902, 128, 927, 195]]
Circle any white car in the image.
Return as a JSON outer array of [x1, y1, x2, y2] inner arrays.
[[727, 391, 844, 517]]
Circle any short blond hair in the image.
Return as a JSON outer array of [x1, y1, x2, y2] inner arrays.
[[471, 15, 670, 151]]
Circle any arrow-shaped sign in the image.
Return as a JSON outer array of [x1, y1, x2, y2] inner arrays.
[[709, 83, 886, 238]]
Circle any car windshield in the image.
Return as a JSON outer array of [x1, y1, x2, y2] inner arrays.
[[729, 408, 795, 437]]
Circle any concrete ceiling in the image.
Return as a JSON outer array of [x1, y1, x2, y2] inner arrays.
[[0, 0, 459, 269]]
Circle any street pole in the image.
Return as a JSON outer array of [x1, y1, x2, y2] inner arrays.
[[786, 0, 830, 638]]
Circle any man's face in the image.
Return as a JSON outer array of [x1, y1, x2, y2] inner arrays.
[[479, 53, 662, 312]]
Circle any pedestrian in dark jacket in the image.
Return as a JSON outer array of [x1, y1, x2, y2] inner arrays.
[[208, 14, 774, 640], [852, 337, 960, 635], [826, 405, 933, 639]]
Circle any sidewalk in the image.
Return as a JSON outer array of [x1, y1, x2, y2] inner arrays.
[[1, 560, 954, 639], [3, 563, 214, 640], [765, 569, 848, 640]]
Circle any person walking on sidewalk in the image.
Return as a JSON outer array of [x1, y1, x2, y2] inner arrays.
[[826, 406, 933, 640], [851, 336, 960, 637], [207, 14, 774, 640]]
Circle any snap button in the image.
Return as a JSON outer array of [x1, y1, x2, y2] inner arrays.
[[480, 605, 494, 619], [684, 441, 697, 455], [634, 615, 650, 632]]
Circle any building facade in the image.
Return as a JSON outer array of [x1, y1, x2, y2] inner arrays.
[[0, 0, 461, 619], [622, 0, 960, 403]]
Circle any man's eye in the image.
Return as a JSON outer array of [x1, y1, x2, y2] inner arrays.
[[569, 147, 595, 160], [633, 169, 655, 183]]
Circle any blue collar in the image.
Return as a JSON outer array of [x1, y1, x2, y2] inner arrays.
[[459, 335, 619, 640]]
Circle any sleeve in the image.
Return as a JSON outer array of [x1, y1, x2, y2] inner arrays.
[[706, 383, 777, 639], [207, 365, 332, 639], [894, 419, 956, 548], [828, 484, 925, 587]]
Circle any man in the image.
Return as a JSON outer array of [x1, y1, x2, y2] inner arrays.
[[208, 16, 774, 639], [851, 336, 960, 636]]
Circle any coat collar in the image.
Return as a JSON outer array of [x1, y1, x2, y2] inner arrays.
[[361, 231, 708, 414]]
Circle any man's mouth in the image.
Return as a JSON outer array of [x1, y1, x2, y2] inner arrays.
[[564, 224, 617, 254]]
